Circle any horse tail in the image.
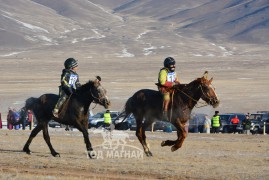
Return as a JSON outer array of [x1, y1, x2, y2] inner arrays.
[[25, 97, 39, 110], [124, 97, 134, 116]]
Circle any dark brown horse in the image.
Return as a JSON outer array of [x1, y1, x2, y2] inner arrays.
[[23, 77, 110, 158], [123, 71, 219, 156]]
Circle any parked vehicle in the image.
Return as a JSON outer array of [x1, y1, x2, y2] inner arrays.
[[188, 113, 207, 133], [126, 114, 176, 132], [153, 121, 176, 132], [48, 120, 63, 128], [219, 113, 246, 133], [88, 111, 120, 128], [249, 112, 269, 134], [113, 113, 134, 130]]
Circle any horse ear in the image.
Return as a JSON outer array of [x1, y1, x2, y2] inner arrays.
[[94, 79, 100, 86], [209, 77, 213, 83], [96, 76, 101, 81], [203, 71, 208, 79]]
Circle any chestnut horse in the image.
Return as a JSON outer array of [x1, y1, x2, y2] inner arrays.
[[23, 77, 110, 158], [123, 71, 219, 156]]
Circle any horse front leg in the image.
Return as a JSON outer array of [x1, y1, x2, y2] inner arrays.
[[75, 121, 95, 159], [23, 124, 42, 154], [81, 127, 95, 159], [171, 120, 187, 152], [42, 124, 60, 157], [161, 122, 177, 147]]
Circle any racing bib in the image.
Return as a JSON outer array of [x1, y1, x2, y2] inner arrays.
[[167, 72, 176, 82], [69, 74, 78, 88]]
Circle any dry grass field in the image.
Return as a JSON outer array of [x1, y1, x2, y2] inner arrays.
[[0, 129, 268, 179]]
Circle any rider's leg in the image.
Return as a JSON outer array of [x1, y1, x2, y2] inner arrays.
[[52, 90, 67, 118], [162, 93, 170, 121]]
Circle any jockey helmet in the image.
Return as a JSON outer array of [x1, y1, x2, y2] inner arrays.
[[64, 58, 78, 69], [164, 57, 175, 71]]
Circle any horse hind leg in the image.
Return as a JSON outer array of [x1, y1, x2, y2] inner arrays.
[[23, 124, 43, 154], [136, 120, 152, 157], [42, 124, 60, 157], [142, 120, 154, 156]]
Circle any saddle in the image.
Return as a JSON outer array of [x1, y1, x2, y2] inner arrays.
[[155, 83, 186, 93]]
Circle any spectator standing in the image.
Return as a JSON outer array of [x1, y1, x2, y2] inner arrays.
[[211, 111, 221, 133], [203, 115, 211, 134], [103, 110, 112, 129], [7, 107, 14, 130], [0, 112, 2, 129], [242, 115, 251, 135], [27, 110, 34, 130], [193, 115, 199, 133], [20, 107, 28, 130], [230, 115, 240, 134]]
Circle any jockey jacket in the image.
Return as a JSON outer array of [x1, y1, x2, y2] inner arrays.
[[60, 69, 81, 95], [211, 115, 220, 127], [158, 68, 179, 88], [104, 112, 112, 124]]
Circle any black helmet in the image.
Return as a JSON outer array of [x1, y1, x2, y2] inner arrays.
[[164, 57, 175, 68], [64, 58, 78, 69], [163, 57, 176, 71]]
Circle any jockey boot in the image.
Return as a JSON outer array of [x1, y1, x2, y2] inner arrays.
[[52, 108, 59, 118], [162, 111, 169, 121]]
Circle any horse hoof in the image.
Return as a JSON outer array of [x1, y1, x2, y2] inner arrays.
[[171, 146, 178, 152], [23, 148, 31, 155], [89, 151, 96, 159], [145, 151, 153, 157], [53, 153, 60, 157], [25, 151, 31, 155]]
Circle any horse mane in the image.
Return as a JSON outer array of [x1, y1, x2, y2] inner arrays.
[[173, 78, 201, 91], [77, 80, 95, 93], [172, 78, 203, 106]]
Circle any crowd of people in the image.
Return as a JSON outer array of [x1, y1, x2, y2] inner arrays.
[[193, 111, 252, 134], [0, 107, 34, 130]]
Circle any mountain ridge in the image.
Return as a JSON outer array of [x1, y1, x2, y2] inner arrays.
[[0, 0, 268, 57]]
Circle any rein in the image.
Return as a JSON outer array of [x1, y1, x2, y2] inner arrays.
[[173, 85, 208, 108], [89, 86, 107, 109]]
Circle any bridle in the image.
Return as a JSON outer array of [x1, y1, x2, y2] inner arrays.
[[199, 84, 218, 106], [90, 86, 107, 105], [90, 87, 101, 103]]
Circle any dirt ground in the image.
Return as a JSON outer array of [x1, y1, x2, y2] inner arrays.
[[0, 128, 268, 180]]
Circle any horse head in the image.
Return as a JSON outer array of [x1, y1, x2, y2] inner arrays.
[[198, 71, 220, 108], [90, 76, 111, 109]]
